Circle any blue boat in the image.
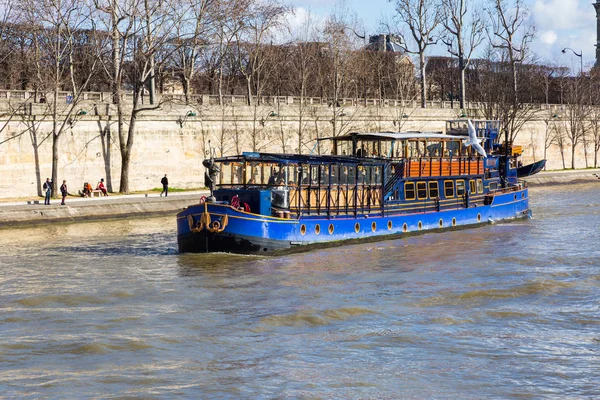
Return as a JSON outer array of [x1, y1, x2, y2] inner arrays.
[[177, 120, 535, 254]]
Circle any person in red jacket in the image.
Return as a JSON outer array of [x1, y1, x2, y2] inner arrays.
[[96, 178, 108, 196]]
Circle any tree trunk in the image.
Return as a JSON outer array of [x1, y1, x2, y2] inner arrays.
[[29, 121, 43, 197], [183, 76, 190, 105], [419, 52, 426, 108], [458, 55, 465, 109], [119, 114, 136, 193]]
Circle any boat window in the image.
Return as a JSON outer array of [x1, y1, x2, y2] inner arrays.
[[310, 165, 319, 185], [374, 166, 382, 184], [320, 165, 329, 185], [417, 182, 427, 200], [469, 180, 476, 194], [348, 166, 356, 185], [476, 179, 483, 193], [444, 180, 454, 198], [456, 180, 465, 196], [266, 164, 285, 186], [336, 140, 353, 156], [246, 162, 260, 185], [330, 165, 338, 185], [489, 181, 498, 191], [404, 182, 415, 200], [429, 181, 439, 198], [219, 163, 232, 185], [300, 165, 310, 186], [339, 166, 348, 185], [358, 166, 367, 185]]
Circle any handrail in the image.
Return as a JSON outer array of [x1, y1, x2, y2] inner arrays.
[[0, 89, 573, 111]]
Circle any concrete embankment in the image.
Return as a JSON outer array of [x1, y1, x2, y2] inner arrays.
[[525, 169, 600, 186], [0, 191, 209, 228], [0, 170, 598, 228]]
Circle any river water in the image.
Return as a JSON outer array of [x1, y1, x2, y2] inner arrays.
[[0, 183, 599, 399]]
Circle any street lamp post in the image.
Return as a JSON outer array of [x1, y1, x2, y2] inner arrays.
[[562, 47, 583, 76]]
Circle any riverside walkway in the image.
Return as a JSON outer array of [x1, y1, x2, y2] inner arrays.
[[0, 190, 210, 228]]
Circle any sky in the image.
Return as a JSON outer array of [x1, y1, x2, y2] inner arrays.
[[291, 0, 598, 72]]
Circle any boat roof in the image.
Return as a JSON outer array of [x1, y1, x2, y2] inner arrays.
[[322, 131, 468, 141], [213, 152, 388, 165]]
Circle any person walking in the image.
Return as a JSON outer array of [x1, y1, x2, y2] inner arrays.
[[60, 180, 68, 205], [160, 174, 169, 197], [43, 178, 52, 205]]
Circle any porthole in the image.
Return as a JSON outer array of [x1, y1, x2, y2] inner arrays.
[[477, 213, 481, 222], [315, 224, 321, 235], [387, 220, 392, 231], [371, 222, 377, 232], [521, 192, 525, 199], [452, 217, 456, 227], [439, 219, 443, 228], [328, 224, 334, 234], [300, 224, 306, 235], [418, 221, 423, 230], [354, 222, 360, 233], [514, 194, 517, 201], [403, 223, 408, 232]]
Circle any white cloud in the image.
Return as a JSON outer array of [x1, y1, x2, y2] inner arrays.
[[539, 30, 557, 45], [529, 0, 596, 68], [532, 0, 594, 30]]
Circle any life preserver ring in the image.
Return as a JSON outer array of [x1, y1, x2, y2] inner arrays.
[[231, 195, 240, 209], [199, 195, 206, 205]]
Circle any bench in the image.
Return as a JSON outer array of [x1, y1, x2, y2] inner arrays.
[[90, 190, 104, 197]]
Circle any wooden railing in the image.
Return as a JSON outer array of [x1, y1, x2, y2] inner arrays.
[[290, 184, 383, 216], [406, 158, 484, 178]]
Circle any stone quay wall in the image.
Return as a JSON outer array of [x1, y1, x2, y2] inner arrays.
[[0, 102, 593, 199]]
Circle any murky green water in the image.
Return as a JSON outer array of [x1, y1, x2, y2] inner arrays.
[[1, 183, 599, 398]]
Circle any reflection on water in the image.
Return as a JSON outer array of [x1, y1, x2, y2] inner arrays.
[[0, 183, 599, 398]]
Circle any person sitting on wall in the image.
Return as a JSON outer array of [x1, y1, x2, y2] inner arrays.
[[81, 182, 92, 197], [96, 178, 108, 196]]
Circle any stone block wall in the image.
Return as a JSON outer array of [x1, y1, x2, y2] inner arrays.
[[0, 103, 593, 199]]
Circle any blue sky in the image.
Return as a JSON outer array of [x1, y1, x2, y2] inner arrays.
[[291, 0, 597, 72]]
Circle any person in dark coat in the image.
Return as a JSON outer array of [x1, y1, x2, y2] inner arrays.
[[60, 180, 68, 205], [160, 174, 169, 197], [43, 178, 52, 205]]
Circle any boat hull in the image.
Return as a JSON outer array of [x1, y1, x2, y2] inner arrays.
[[177, 188, 530, 255]]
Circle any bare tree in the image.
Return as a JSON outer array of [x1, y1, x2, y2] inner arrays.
[[488, 0, 535, 108], [0, 0, 15, 64], [590, 107, 600, 168], [171, 0, 217, 105], [391, 0, 442, 108], [93, 0, 190, 193], [552, 121, 568, 169], [288, 12, 318, 153], [231, 0, 290, 151], [562, 79, 589, 169], [485, 0, 536, 147], [19, 0, 101, 196], [441, 0, 484, 109]]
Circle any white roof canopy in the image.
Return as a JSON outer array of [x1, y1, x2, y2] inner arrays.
[[332, 131, 469, 141]]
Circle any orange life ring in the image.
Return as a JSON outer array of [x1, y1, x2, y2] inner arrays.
[[199, 195, 206, 205]]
